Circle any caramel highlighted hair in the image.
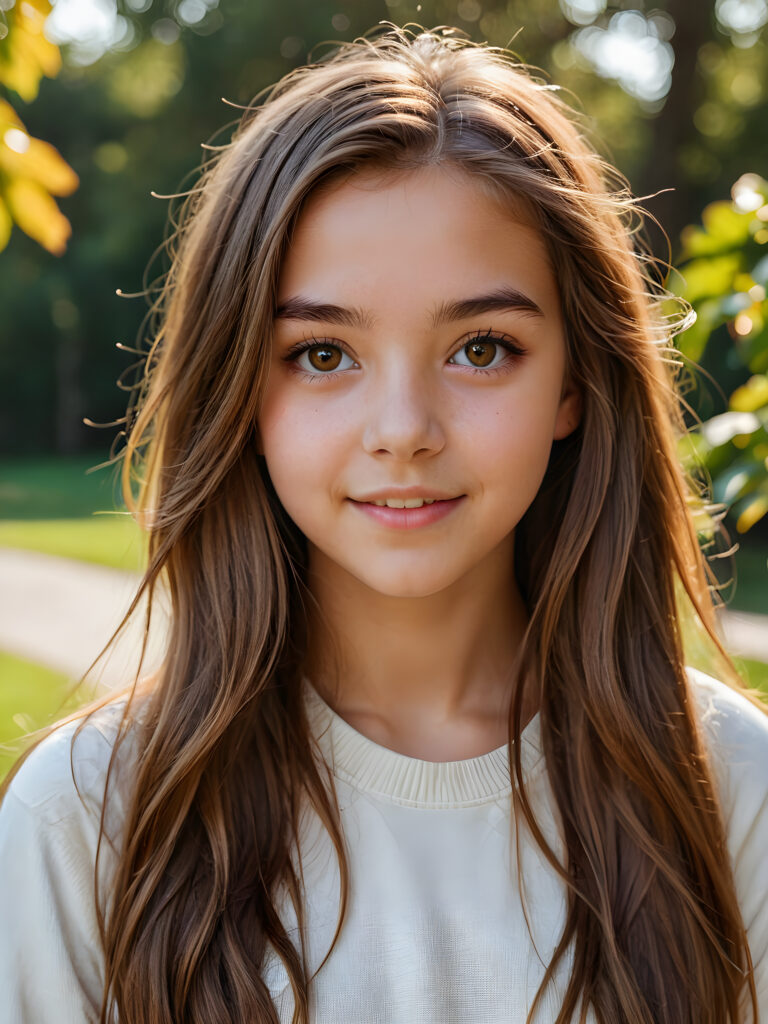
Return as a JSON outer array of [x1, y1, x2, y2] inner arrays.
[[4, 23, 764, 1023]]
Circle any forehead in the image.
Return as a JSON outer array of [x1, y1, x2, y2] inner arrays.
[[277, 164, 559, 318], [306, 160, 539, 222]]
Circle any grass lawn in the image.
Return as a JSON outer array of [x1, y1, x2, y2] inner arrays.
[[0, 456, 765, 697], [1, 456, 766, 608], [0, 516, 146, 572], [680, 597, 768, 697], [734, 656, 768, 696], [0, 454, 147, 571], [1, 645, 765, 786], [0, 651, 91, 780]]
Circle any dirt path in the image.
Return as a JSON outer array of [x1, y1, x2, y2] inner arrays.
[[717, 608, 768, 665], [0, 548, 766, 689], [0, 547, 167, 689]]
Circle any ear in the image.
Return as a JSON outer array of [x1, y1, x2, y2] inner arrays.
[[553, 376, 582, 441]]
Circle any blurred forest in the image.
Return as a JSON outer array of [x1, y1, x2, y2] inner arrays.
[[1, 0, 767, 546]]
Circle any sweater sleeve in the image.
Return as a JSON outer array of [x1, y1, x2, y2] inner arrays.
[[688, 668, 768, 1021], [0, 714, 123, 1024]]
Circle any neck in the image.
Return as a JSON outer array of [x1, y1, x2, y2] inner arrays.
[[303, 539, 536, 759]]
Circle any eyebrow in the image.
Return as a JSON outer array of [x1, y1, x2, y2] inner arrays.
[[273, 286, 544, 330]]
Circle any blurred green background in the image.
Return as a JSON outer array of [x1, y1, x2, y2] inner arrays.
[[1, 0, 767, 773]]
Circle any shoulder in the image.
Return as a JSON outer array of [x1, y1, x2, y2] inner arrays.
[[1, 692, 145, 844], [685, 666, 768, 819], [0, 695, 147, 1023], [685, 666, 768, 1003]]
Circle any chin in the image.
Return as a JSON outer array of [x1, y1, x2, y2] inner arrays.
[[354, 568, 458, 600]]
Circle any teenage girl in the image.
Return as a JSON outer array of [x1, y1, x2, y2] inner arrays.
[[1, 24, 767, 1024]]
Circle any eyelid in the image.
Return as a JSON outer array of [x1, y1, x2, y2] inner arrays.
[[281, 329, 526, 377], [447, 329, 525, 361], [281, 335, 357, 363]]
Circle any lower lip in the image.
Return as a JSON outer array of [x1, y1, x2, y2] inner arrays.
[[349, 497, 466, 529]]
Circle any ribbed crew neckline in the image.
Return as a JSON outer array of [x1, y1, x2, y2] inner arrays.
[[302, 677, 545, 808]]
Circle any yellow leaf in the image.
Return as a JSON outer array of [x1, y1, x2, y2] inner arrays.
[[733, 273, 756, 293], [730, 374, 768, 413], [16, 8, 61, 78], [20, 0, 55, 13], [0, 101, 79, 254], [0, 61, 40, 103], [0, 0, 61, 101], [0, 99, 25, 132], [0, 196, 12, 251], [736, 493, 768, 533], [0, 133, 79, 194], [4, 177, 72, 255]]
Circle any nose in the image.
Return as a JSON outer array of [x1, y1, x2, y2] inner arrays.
[[361, 362, 446, 461]]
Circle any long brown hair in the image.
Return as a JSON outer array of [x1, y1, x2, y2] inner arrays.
[[3, 23, 765, 1023]]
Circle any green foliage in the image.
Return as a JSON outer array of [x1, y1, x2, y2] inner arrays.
[[0, 0, 79, 253], [0, 454, 125, 518], [675, 174, 768, 534], [1, 0, 768, 455]]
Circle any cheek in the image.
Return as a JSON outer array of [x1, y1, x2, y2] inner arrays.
[[462, 385, 561, 485], [258, 387, 352, 507]]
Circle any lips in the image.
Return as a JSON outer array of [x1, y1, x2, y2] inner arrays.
[[352, 489, 462, 504], [348, 495, 466, 530], [364, 498, 439, 508]]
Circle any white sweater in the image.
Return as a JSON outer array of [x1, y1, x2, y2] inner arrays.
[[0, 668, 767, 1023]]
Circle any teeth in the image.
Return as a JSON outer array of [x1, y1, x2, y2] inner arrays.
[[369, 498, 437, 508]]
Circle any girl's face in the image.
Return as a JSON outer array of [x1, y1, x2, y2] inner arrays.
[[258, 164, 580, 599]]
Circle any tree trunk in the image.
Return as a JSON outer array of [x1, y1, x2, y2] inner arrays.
[[637, 0, 714, 264]]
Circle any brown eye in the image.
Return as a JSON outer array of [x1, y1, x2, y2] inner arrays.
[[307, 345, 342, 371], [287, 340, 357, 376], [465, 340, 496, 367]]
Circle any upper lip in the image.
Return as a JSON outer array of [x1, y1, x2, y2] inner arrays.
[[351, 487, 463, 502]]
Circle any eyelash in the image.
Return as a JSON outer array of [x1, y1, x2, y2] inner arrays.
[[281, 330, 526, 382]]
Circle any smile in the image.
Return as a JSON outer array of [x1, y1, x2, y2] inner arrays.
[[367, 498, 438, 508], [349, 496, 466, 529]]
